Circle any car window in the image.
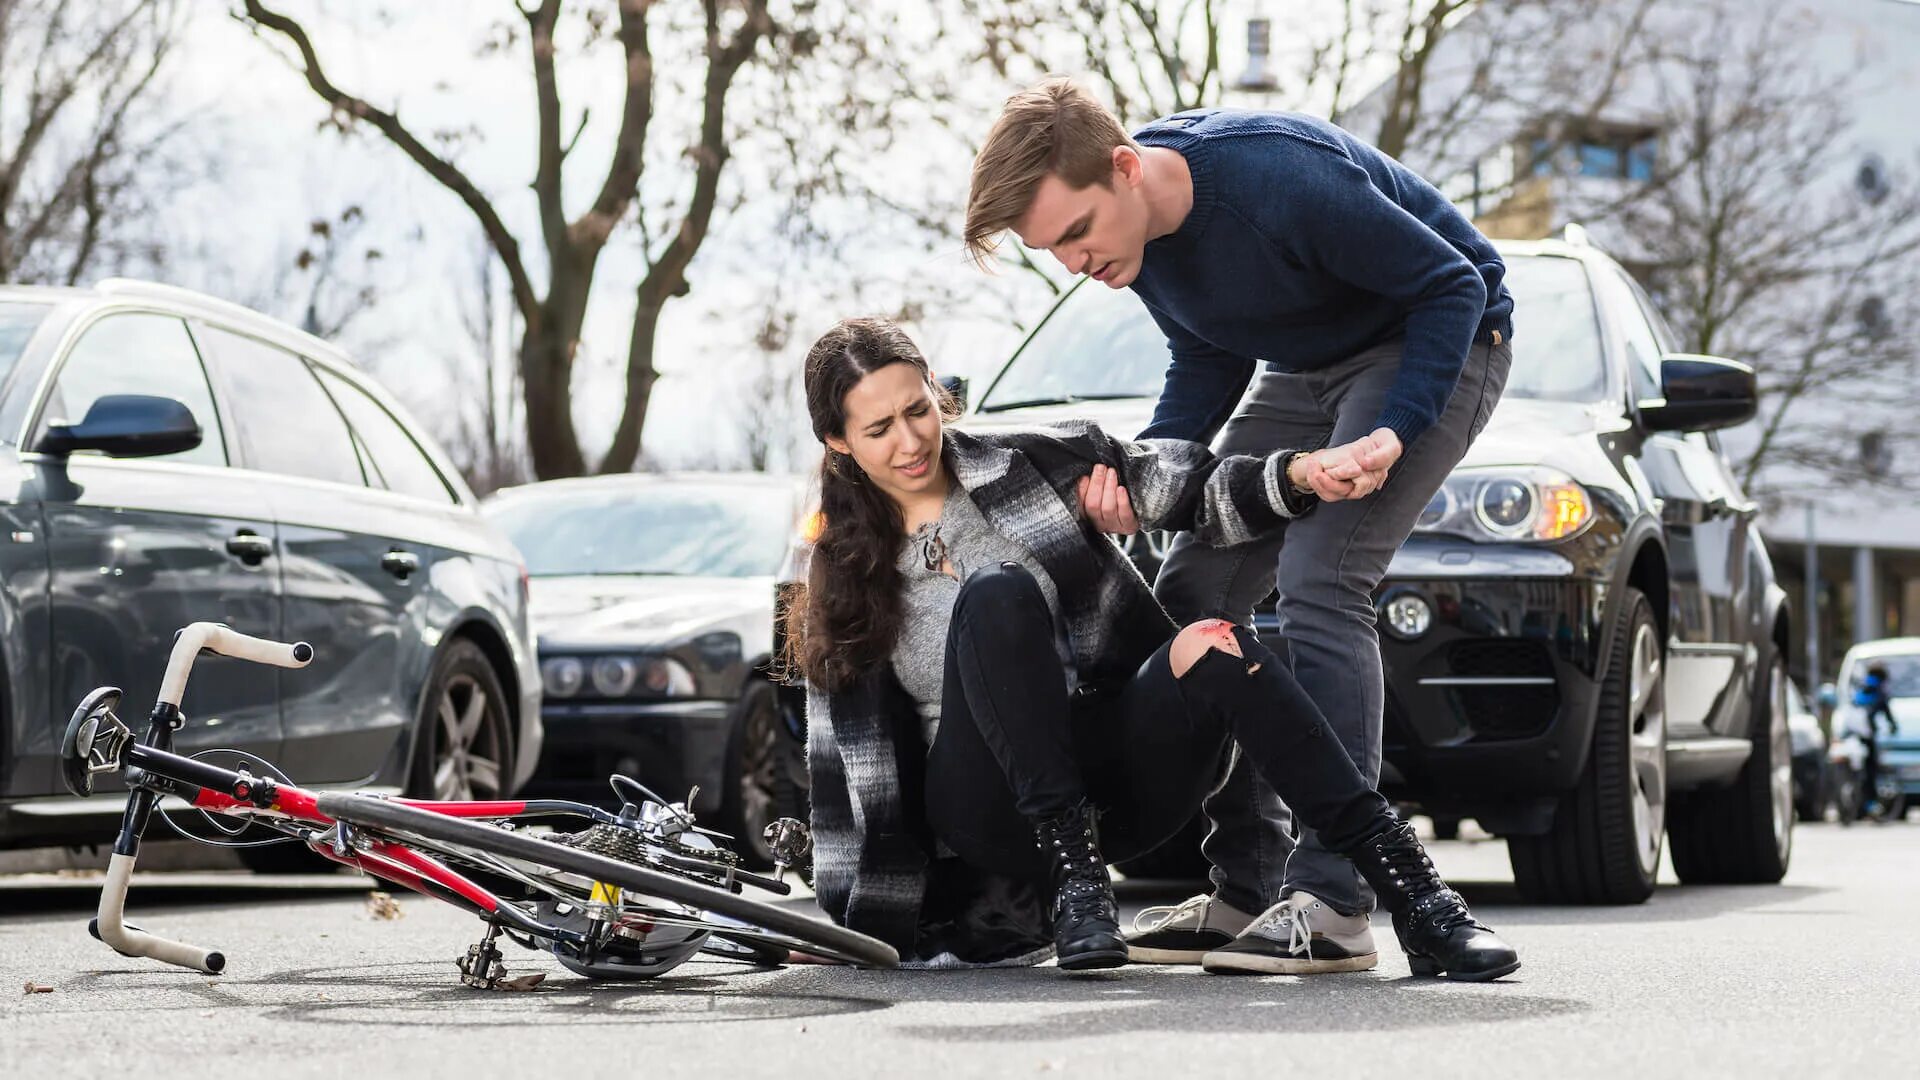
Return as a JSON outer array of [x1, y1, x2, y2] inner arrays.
[[40, 312, 227, 467], [1597, 268, 1664, 402], [1846, 654, 1920, 698], [313, 367, 456, 504], [0, 302, 50, 390], [486, 483, 796, 578], [196, 326, 363, 486], [977, 254, 1612, 411]]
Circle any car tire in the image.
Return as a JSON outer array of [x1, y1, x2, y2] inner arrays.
[[1668, 652, 1794, 884], [409, 639, 515, 802], [1509, 587, 1666, 904], [236, 839, 342, 875], [716, 680, 805, 870]]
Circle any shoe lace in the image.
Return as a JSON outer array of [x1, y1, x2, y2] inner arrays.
[[1131, 893, 1209, 935], [1372, 824, 1478, 933], [1250, 899, 1314, 957]]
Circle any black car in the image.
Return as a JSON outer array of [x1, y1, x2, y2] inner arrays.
[[951, 234, 1793, 904], [0, 280, 543, 862], [484, 473, 806, 866]]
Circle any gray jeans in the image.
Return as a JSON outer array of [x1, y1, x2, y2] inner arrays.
[[1153, 335, 1512, 917]]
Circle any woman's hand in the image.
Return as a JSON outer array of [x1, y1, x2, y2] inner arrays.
[[1077, 464, 1140, 535]]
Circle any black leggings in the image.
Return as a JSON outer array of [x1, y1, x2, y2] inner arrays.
[[924, 563, 1391, 880]]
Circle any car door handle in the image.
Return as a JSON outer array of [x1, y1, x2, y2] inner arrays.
[[225, 531, 273, 565], [381, 549, 420, 579]]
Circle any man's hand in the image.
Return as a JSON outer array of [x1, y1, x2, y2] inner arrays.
[[1307, 428, 1401, 500], [1077, 464, 1140, 535]]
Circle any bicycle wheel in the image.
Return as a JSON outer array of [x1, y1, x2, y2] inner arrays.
[[316, 792, 896, 968]]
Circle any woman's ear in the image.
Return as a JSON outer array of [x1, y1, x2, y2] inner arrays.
[[825, 435, 852, 457]]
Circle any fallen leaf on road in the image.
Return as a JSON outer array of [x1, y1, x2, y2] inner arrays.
[[365, 891, 403, 920], [23, 982, 54, 994], [491, 973, 546, 992]]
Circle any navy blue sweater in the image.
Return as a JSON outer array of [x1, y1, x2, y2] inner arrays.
[[1129, 110, 1513, 448]]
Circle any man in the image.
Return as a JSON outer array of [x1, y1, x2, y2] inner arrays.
[[964, 78, 1513, 975]]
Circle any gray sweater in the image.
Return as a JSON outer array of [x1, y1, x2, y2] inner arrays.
[[889, 482, 1073, 740]]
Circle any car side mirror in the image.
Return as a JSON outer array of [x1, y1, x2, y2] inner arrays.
[[1818, 682, 1838, 711], [1638, 354, 1756, 433], [936, 374, 969, 413], [34, 394, 203, 459]]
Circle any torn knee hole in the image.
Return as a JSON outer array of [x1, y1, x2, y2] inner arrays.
[[1171, 619, 1260, 678]]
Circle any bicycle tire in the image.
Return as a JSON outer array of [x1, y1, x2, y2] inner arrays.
[[316, 792, 897, 968]]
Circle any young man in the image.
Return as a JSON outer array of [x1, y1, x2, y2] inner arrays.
[[965, 78, 1514, 975]]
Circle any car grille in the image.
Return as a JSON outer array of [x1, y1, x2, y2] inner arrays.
[[1446, 640, 1560, 741]]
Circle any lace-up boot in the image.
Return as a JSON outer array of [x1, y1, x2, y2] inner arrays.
[[1032, 801, 1128, 971], [1352, 818, 1520, 981]]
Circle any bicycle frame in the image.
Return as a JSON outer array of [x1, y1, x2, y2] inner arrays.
[[72, 622, 771, 977]]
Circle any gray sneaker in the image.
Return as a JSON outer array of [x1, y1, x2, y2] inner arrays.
[[1201, 891, 1379, 975], [1123, 893, 1255, 964]]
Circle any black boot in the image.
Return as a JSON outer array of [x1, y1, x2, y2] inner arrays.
[[1033, 801, 1128, 971], [1350, 818, 1520, 981]]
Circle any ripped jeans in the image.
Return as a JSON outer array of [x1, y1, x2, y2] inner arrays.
[[923, 562, 1393, 880]]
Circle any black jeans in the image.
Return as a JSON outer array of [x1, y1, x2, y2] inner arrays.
[[924, 562, 1392, 881]]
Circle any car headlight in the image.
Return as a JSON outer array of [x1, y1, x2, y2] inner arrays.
[[591, 656, 639, 697], [1414, 467, 1593, 543], [541, 654, 697, 698], [541, 657, 585, 698]]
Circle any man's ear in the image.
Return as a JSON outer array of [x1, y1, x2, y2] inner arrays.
[[1112, 144, 1144, 187]]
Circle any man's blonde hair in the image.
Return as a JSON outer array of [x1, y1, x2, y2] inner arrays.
[[964, 77, 1136, 268]]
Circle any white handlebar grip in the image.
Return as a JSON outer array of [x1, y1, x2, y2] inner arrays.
[[96, 853, 225, 974], [159, 622, 314, 707]]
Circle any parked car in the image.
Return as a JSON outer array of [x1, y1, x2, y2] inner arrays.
[[1786, 679, 1828, 822], [0, 279, 543, 865], [919, 232, 1792, 904], [1823, 638, 1920, 809], [484, 473, 807, 866]]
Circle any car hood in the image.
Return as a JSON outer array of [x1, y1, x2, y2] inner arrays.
[[528, 574, 771, 648], [1456, 398, 1612, 465]]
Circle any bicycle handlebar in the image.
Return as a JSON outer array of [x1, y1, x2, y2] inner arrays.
[[159, 622, 313, 708], [94, 853, 226, 974]]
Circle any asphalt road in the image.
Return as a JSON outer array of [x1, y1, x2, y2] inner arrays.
[[2, 822, 1913, 1079]]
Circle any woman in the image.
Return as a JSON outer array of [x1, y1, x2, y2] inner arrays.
[[789, 316, 1516, 981]]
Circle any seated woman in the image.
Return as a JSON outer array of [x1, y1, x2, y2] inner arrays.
[[788, 316, 1517, 981]]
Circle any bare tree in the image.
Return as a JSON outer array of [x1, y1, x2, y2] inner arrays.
[[0, 0, 189, 284], [1596, 3, 1920, 497], [240, 0, 791, 479], [439, 229, 532, 496]]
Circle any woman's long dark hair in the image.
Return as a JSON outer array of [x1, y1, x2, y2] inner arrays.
[[787, 317, 957, 693]]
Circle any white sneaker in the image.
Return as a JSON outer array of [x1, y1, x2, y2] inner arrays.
[[1123, 893, 1255, 964], [1201, 891, 1379, 975]]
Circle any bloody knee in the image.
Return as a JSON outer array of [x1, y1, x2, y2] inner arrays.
[[1170, 619, 1247, 678]]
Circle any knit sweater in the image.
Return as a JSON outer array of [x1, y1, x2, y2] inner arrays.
[[1130, 109, 1514, 448]]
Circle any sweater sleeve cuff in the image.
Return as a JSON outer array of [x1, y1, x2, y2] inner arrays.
[[1376, 406, 1433, 451], [1267, 451, 1319, 518]]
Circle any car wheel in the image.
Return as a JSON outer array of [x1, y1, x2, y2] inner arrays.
[[236, 839, 342, 875], [1667, 652, 1793, 884], [1509, 587, 1665, 904], [410, 639, 514, 802], [717, 681, 804, 869]]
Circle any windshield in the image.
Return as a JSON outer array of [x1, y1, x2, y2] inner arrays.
[[487, 482, 795, 578], [977, 253, 1611, 410], [0, 302, 51, 388], [1845, 654, 1920, 699]]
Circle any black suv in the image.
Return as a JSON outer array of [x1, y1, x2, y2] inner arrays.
[[0, 280, 542, 860], [950, 236, 1794, 904]]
